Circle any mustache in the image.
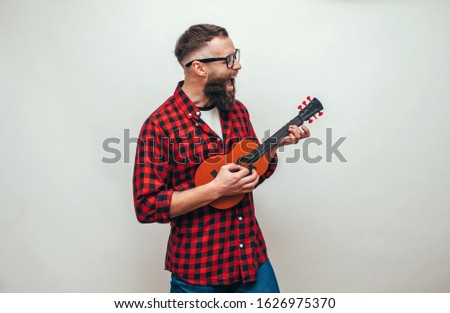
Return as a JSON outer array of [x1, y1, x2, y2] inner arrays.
[[204, 78, 229, 93]]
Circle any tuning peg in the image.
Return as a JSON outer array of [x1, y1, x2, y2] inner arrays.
[[306, 96, 311, 101], [297, 104, 303, 110], [318, 111, 324, 116], [308, 119, 313, 124]]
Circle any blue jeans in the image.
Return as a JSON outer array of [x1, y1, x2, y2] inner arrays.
[[170, 259, 280, 293]]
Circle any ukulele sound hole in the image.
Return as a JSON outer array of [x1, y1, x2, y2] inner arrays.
[[210, 169, 218, 178]]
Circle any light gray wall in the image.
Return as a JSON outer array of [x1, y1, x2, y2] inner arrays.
[[1, 0, 449, 292]]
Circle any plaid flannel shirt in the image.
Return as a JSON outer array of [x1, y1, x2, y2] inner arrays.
[[133, 81, 278, 285]]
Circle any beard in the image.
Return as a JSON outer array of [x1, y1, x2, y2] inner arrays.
[[203, 73, 236, 112]]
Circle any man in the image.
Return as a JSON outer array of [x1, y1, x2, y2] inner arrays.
[[133, 24, 310, 293]]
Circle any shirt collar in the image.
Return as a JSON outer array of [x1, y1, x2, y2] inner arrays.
[[173, 81, 202, 120]]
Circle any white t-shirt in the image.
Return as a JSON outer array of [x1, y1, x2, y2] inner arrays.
[[199, 105, 223, 139]]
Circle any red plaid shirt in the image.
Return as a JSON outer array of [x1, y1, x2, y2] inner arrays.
[[133, 82, 278, 286]]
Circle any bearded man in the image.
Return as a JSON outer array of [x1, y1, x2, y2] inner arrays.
[[133, 24, 310, 293]]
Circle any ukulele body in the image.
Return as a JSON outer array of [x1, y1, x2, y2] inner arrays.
[[194, 139, 270, 209]]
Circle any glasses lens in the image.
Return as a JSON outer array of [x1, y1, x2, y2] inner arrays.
[[226, 55, 233, 68], [226, 50, 240, 68]]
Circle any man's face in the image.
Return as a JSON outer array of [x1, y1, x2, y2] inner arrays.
[[202, 37, 241, 111]]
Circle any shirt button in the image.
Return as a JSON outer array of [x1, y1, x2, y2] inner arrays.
[[238, 216, 243, 221], [195, 123, 199, 126], [196, 111, 200, 116], [239, 244, 244, 248], [217, 138, 221, 142], [188, 113, 192, 117]]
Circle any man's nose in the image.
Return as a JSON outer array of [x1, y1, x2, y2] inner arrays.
[[233, 60, 242, 70]]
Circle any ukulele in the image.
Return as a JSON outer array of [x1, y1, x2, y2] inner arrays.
[[195, 96, 324, 209]]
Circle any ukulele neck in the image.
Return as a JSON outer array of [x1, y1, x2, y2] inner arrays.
[[238, 115, 305, 166]]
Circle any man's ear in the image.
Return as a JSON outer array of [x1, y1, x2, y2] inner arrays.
[[191, 62, 208, 77]]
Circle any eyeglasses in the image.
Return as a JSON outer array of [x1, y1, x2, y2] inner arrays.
[[185, 49, 240, 69]]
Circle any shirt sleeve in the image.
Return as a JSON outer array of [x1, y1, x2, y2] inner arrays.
[[133, 120, 173, 224]]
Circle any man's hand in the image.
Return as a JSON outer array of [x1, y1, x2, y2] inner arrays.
[[279, 125, 310, 147], [212, 163, 259, 198], [170, 163, 258, 218], [265, 125, 310, 161]]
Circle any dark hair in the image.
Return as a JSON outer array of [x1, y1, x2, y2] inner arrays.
[[175, 24, 228, 65]]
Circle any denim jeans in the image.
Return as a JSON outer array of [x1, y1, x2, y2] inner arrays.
[[170, 259, 280, 293]]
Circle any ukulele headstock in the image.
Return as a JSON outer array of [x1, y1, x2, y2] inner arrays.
[[297, 96, 324, 124]]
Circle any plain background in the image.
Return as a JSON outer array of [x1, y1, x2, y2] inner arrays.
[[1, 0, 449, 292]]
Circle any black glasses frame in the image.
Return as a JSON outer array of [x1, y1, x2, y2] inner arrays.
[[185, 49, 240, 69]]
